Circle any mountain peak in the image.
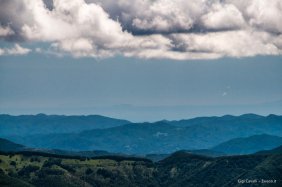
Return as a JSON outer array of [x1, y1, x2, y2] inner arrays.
[[239, 113, 263, 119]]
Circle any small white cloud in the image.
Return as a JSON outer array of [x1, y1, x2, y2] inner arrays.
[[0, 26, 14, 37], [0, 44, 31, 56], [35, 48, 42, 53], [222, 86, 232, 97], [7, 44, 31, 55], [0, 48, 4, 55]]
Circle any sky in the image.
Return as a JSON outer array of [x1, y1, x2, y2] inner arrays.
[[0, 0, 282, 121]]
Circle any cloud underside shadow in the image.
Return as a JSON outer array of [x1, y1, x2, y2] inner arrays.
[[0, 0, 282, 59]]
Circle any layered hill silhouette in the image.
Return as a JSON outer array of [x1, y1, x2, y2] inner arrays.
[[0, 138, 127, 159], [2, 114, 282, 154], [0, 114, 130, 136], [212, 134, 282, 155], [0, 138, 224, 161], [0, 138, 25, 152], [256, 145, 282, 155], [1, 115, 282, 187]]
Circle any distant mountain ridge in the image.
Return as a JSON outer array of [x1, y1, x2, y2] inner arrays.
[[0, 114, 130, 136], [212, 134, 282, 155], [5, 114, 282, 154], [166, 113, 272, 127]]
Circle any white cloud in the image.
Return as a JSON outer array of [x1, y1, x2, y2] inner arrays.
[[227, 0, 282, 33], [18, 0, 136, 57], [0, 44, 31, 56], [0, 48, 4, 55], [35, 48, 42, 53], [170, 30, 279, 58], [91, 0, 206, 33], [0, 0, 281, 60], [201, 3, 246, 30], [0, 26, 14, 37], [131, 0, 196, 32], [7, 44, 31, 55]]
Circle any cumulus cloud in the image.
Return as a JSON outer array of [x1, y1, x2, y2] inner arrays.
[[170, 30, 279, 57], [0, 0, 281, 60], [200, 3, 246, 30], [0, 44, 31, 56], [226, 0, 282, 33], [90, 0, 206, 34], [0, 26, 14, 37]]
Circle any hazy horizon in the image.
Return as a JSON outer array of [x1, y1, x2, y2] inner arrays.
[[1, 55, 282, 121], [1, 0, 282, 121]]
